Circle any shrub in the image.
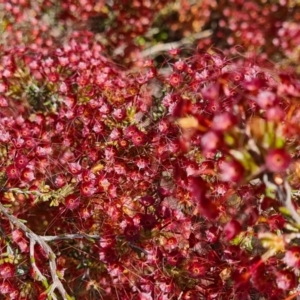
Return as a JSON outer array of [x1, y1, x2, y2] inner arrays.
[[1, 1, 300, 299]]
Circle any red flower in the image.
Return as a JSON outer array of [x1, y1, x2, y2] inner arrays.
[[276, 270, 297, 290], [0, 263, 15, 279], [65, 194, 80, 210], [284, 246, 300, 269], [219, 159, 244, 182], [6, 164, 19, 179], [124, 225, 140, 242], [139, 195, 155, 207], [187, 262, 206, 278], [223, 220, 242, 241], [265, 148, 291, 173]]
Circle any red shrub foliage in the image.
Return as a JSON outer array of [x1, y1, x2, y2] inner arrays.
[[1, 1, 300, 300]]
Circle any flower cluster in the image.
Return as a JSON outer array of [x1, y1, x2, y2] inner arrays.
[[1, 1, 300, 300]]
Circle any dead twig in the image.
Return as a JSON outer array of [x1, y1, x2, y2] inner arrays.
[[263, 174, 300, 225], [0, 202, 71, 300], [41, 234, 100, 242], [141, 29, 213, 58]]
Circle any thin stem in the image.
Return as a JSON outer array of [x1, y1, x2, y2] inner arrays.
[[141, 30, 212, 57], [29, 239, 48, 287], [41, 234, 100, 242], [283, 180, 300, 225], [0, 202, 71, 300], [263, 174, 300, 225]]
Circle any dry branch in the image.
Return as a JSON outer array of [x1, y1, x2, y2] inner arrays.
[[263, 174, 300, 225], [141, 29, 213, 58], [0, 202, 79, 300]]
